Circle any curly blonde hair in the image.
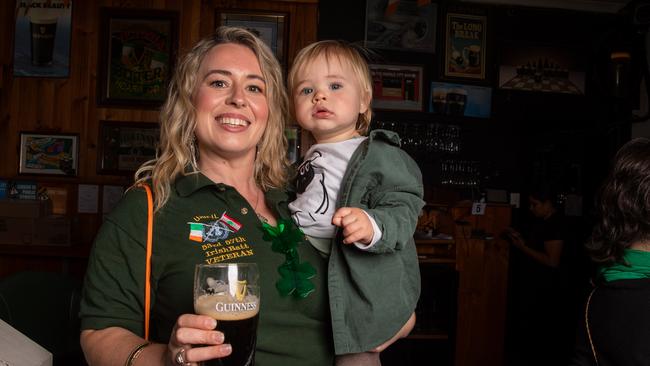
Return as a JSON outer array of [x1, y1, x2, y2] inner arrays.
[[287, 40, 373, 135], [134, 26, 290, 211]]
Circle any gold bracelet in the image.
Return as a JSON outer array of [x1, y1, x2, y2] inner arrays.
[[125, 342, 151, 366]]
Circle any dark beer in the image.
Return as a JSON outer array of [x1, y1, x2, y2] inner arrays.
[[30, 17, 57, 66], [195, 293, 260, 366]]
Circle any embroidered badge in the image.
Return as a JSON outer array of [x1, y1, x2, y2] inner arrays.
[[188, 212, 243, 243]]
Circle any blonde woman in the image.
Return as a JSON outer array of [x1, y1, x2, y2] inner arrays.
[[79, 27, 333, 366]]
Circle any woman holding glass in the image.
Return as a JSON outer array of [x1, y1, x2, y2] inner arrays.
[[79, 27, 334, 365]]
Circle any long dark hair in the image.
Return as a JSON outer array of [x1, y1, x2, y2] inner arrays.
[[586, 137, 650, 264]]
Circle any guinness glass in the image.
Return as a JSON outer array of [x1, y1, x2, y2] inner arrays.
[[194, 263, 260, 366]]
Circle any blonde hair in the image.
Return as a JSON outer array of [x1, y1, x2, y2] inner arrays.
[[134, 26, 290, 211], [287, 40, 373, 135]]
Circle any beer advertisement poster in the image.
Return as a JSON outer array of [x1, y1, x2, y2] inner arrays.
[[444, 13, 487, 80], [370, 64, 423, 111], [429, 81, 492, 119], [13, 0, 72, 78], [98, 8, 178, 107]]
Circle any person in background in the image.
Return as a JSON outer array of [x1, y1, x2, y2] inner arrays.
[[571, 137, 650, 365], [504, 184, 570, 366], [79, 27, 335, 366], [287, 40, 423, 366]]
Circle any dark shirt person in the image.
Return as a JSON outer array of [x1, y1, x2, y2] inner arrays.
[[504, 187, 569, 366], [571, 137, 650, 366]]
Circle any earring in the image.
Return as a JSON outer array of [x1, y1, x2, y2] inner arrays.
[[189, 134, 199, 166]]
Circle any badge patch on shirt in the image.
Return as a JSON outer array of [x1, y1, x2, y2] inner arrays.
[[187, 212, 242, 243]]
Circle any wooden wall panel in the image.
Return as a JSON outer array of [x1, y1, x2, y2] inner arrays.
[[0, 0, 318, 279]]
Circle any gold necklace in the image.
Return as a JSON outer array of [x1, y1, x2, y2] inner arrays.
[[254, 189, 268, 224]]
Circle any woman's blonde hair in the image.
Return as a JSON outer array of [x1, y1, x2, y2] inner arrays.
[[287, 40, 373, 135], [134, 26, 290, 211]]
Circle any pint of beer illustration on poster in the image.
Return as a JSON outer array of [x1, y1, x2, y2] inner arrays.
[[13, 0, 72, 77], [444, 12, 486, 80], [429, 82, 492, 119]]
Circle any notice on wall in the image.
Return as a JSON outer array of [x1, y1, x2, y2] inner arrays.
[[78, 184, 99, 214]]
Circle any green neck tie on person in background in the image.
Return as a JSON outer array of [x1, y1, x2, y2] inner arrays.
[[600, 249, 650, 282]]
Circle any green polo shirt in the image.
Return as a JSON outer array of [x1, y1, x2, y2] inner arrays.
[[80, 173, 334, 366]]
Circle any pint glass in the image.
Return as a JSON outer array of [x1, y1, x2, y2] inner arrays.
[[194, 263, 260, 366]]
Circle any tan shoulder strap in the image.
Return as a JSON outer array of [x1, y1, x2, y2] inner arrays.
[[585, 287, 598, 365], [138, 183, 154, 341]]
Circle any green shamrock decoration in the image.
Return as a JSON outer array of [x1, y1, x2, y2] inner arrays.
[[262, 219, 316, 298]]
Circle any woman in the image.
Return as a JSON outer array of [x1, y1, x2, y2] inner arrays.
[[504, 186, 569, 366], [571, 138, 650, 365], [80, 27, 330, 365]]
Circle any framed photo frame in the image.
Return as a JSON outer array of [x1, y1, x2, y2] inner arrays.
[[19, 132, 79, 176], [370, 64, 424, 111], [97, 8, 179, 107], [216, 9, 288, 65], [498, 42, 585, 95], [13, 0, 73, 78], [364, 0, 437, 53], [444, 12, 487, 80], [97, 121, 160, 175]]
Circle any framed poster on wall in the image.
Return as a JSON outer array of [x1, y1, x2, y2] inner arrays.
[[216, 9, 288, 65], [498, 43, 585, 94], [370, 64, 424, 111], [13, 0, 73, 77], [19, 132, 78, 176], [444, 12, 487, 80], [97, 121, 160, 175], [364, 0, 437, 53], [97, 8, 178, 107]]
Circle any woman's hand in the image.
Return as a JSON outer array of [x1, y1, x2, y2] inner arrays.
[[370, 312, 416, 353], [167, 314, 232, 366]]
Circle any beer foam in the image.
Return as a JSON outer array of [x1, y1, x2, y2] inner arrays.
[[194, 293, 259, 320]]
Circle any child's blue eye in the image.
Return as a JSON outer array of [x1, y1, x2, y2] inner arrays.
[[330, 83, 342, 90], [300, 87, 314, 95]]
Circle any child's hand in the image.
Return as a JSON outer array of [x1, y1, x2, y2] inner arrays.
[[332, 207, 373, 245]]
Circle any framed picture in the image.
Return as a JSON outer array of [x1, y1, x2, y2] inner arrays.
[[19, 132, 79, 176], [97, 8, 178, 107], [365, 0, 437, 53], [498, 43, 585, 95], [97, 121, 160, 174], [444, 12, 487, 80], [13, 0, 73, 77], [430, 81, 492, 118], [216, 9, 288, 65], [285, 126, 301, 164], [370, 64, 423, 111]]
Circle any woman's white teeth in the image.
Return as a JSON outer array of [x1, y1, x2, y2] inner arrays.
[[218, 117, 248, 126]]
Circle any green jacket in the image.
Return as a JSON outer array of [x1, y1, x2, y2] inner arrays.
[[328, 129, 424, 354]]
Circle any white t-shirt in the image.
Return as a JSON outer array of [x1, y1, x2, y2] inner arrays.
[[289, 137, 366, 238]]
